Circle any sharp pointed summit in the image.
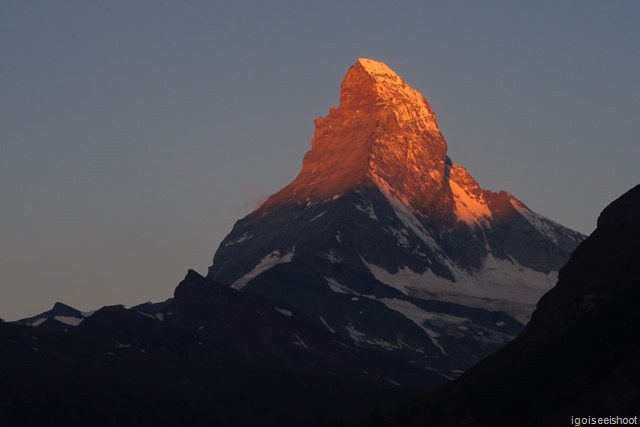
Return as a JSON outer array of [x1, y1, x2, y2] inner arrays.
[[261, 58, 449, 216], [208, 59, 585, 376], [338, 58, 440, 135]]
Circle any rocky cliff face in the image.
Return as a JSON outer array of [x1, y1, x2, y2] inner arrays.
[[259, 58, 449, 216], [208, 58, 584, 375]]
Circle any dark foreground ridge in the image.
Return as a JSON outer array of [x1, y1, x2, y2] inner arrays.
[[1, 271, 441, 426]]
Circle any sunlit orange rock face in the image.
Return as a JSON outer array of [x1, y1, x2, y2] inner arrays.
[[260, 58, 453, 217]]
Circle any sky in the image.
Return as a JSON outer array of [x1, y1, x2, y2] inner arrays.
[[2, 1, 639, 320]]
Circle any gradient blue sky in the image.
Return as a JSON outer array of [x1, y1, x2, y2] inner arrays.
[[2, 2, 639, 320]]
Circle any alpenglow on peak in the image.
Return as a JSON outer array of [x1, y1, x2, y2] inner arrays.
[[260, 58, 448, 214], [341, 58, 441, 133]]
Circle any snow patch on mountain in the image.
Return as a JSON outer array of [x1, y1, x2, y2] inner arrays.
[[310, 211, 325, 222], [325, 277, 352, 294], [293, 334, 311, 350], [363, 259, 452, 295], [232, 248, 295, 290], [138, 311, 157, 320], [346, 323, 400, 350], [384, 226, 411, 247], [318, 315, 335, 333], [366, 256, 555, 304], [510, 198, 563, 245], [378, 298, 447, 355], [364, 254, 557, 324], [275, 307, 293, 317], [479, 255, 557, 298], [371, 175, 429, 240], [54, 316, 83, 326], [450, 180, 491, 226], [224, 232, 253, 247], [354, 195, 378, 220], [30, 318, 47, 327]]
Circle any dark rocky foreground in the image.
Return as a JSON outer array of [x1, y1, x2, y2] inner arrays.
[[0, 271, 443, 427]]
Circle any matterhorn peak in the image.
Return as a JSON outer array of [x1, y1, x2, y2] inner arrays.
[[339, 58, 441, 134], [339, 58, 409, 106], [259, 58, 450, 214], [355, 57, 397, 74], [208, 59, 585, 375]]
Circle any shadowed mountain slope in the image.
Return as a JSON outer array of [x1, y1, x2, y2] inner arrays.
[[396, 184, 640, 426]]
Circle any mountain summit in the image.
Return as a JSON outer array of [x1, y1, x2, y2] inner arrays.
[[208, 59, 584, 375]]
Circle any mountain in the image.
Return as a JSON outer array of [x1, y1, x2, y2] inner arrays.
[[1, 271, 440, 426], [398, 184, 640, 426], [207, 58, 584, 375], [14, 301, 90, 331]]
